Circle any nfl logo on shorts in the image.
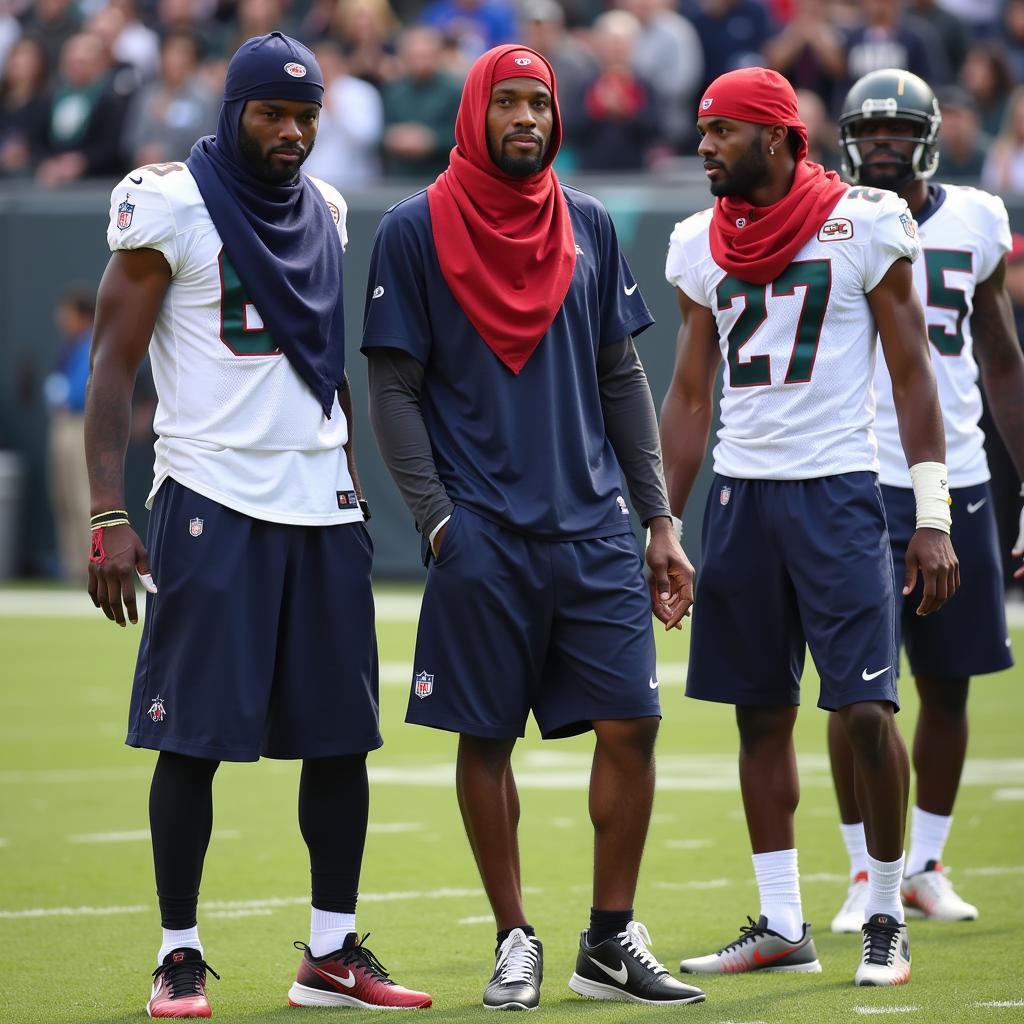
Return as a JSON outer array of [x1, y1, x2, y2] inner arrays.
[[720, 485, 732, 506], [117, 198, 134, 230], [189, 517, 204, 537], [413, 670, 434, 699]]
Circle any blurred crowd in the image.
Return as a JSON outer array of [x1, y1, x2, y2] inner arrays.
[[2, 0, 1024, 188]]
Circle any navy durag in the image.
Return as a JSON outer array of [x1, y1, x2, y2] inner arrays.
[[186, 32, 344, 418]]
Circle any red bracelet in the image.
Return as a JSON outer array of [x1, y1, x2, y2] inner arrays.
[[89, 527, 108, 566]]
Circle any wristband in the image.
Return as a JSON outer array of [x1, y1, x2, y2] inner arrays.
[[91, 510, 130, 530], [909, 461, 952, 533], [89, 527, 109, 566]]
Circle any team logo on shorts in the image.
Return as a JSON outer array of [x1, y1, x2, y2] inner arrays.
[[284, 62, 307, 77], [148, 695, 167, 722], [719, 485, 732, 506], [413, 670, 434, 699], [189, 517, 204, 537], [899, 212, 917, 238], [117, 197, 135, 230], [616, 495, 629, 516]]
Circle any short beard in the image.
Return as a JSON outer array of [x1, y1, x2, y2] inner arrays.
[[709, 136, 771, 198], [238, 122, 312, 184], [857, 158, 915, 192], [496, 149, 545, 178]]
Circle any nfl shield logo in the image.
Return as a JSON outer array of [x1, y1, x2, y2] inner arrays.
[[899, 212, 917, 238], [117, 198, 134, 230], [719, 485, 732, 506], [413, 670, 434, 699], [188, 517, 204, 537]]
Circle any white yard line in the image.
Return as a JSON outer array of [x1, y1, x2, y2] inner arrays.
[[993, 788, 1024, 801], [975, 1001, 1024, 1008], [852, 1009, 920, 1016], [457, 915, 495, 925], [366, 823, 423, 834], [664, 839, 713, 850], [67, 829, 239, 844], [653, 879, 732, 890]]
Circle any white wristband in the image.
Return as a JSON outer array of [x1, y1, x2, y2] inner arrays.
[[909, 461, 952, 533], [428, 514, 451, 555]]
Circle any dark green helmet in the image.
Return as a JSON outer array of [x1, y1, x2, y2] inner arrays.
[[839, 69, 941, 185]]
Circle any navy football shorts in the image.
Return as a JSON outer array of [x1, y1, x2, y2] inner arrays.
[[407, 506, 661, 739], [883, 481, 1013, 680], [686, 472, 899, 711], [126, 479, 382, 761]]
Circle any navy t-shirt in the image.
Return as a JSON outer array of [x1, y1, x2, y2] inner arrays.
[[361, 186, 654, 541]]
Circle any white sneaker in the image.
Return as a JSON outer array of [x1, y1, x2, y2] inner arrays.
[[831, 871, 869, 933], [854, 913, 911, 986], [901, 861, 978, 921]]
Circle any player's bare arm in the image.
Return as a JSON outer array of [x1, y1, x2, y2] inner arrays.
[[660, 287, 721, 517], [871, 256, 959, 614], [971, 258, 1024, 578], [85, 247, 171, 626]]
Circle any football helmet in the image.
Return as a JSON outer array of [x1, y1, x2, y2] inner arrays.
[[839, 69, 941, 186]]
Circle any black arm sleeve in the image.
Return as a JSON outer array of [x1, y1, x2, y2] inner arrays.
[[366, 347, 454, 537], [597, 336, 672, 525]]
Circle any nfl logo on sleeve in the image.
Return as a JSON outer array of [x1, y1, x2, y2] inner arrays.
[[117, 197, 135, 230], [413, 670, 434, 699]]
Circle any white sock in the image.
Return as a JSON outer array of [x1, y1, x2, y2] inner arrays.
[[906, 806, 952, 876], [840, 820, 869, 879], [158, 926, 202, 965], [309, 906, 356, 958], [752, 849, 804, 942], [865, 852, 905, 923]]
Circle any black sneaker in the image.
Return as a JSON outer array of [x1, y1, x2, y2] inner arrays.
[[568, 921, 706, 1005], [147, 947, 219, 1018], [483, 928, 543, 1011]]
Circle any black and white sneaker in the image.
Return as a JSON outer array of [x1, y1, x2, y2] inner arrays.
[[483, 928, 543, 1011], [568, 921, 706, 1005], [854, 913, 911, 986]]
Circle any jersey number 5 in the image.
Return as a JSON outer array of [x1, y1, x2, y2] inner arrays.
[[716, 259, 832, 387], [924, 249, 971, 357]]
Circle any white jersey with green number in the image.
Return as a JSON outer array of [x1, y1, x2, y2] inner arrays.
[[873, 184, 1011, 488], [107, 162, 361, 526], [665, 186, 920, 480]]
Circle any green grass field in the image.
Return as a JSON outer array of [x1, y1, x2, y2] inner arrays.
[[2, 586, 1023, 1024]]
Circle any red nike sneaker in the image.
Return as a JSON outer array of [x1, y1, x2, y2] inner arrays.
[[147, 947, 219, 1018], [288, 934, 432, 1009]]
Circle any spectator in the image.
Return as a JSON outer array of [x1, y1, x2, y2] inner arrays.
[[1006, 0, 1024, 84], [86, 5, 145, 95], [21, 0, 81, 73], [764, 0, 846, 116], [0, 35, 49, 177], [381, 26, 461, 180], [0, 6, 20, 73], [796, 86, 840, 170], [981, 84, 1024, 193], [36, 31, 130, 186], [520, 0, 597, 116], [934, 0, 1001, 38], [101, 0, 161, 82], [222, 0, 291, 58], [122, 31, 218, 167], [44, 284, 94, 583], [303, 40, 383, 188], [155, 0, 207, 38], [843, 0, 950, 89], [616, 0, 704, 151], [418, 0, 518, 63], [961, 41, 1017, 139], [907, 0, 967, 78], [566, 10, 661, 171], [685, 0, 775, 89], [332, 0, 401, 89], [936, 85, 989, 180]]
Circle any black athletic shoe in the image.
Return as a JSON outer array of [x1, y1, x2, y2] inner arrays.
[[483, 928, 543, 1011], [568, 921, 706, 1005]]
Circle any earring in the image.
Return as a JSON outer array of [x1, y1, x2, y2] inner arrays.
[[769, 146, 775, 156]]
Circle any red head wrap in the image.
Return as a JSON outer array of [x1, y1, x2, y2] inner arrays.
[[427, 45, 576, 373], [698, 67, 847, 284]]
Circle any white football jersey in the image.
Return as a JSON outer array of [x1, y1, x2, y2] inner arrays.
[[107, 162, 361, 525], [873, 185, 1011, 488], [666, 187, 920, 480]]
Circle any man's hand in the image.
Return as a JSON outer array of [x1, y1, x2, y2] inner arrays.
[[645, 517, 694, 630], [431, 520, 449, 557], [903, 527, 959, 616], [88, 523, 154, 626]]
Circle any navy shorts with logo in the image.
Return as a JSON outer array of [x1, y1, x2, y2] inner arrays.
[[687, 473, 899, 711], [126, 479, 382, 761], [883, 481, 1013, 679], [407, 506, 660, 739]]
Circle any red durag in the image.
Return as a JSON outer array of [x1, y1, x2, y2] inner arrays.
[[427, 45, 576, 373], [699, 67, 848, 284]]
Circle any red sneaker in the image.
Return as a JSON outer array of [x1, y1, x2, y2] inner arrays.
[[147, 948, 219, 1018], [288, 934, 432, 1009]]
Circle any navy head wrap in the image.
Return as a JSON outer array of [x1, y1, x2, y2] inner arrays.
[[186, 32, 344, 418]]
